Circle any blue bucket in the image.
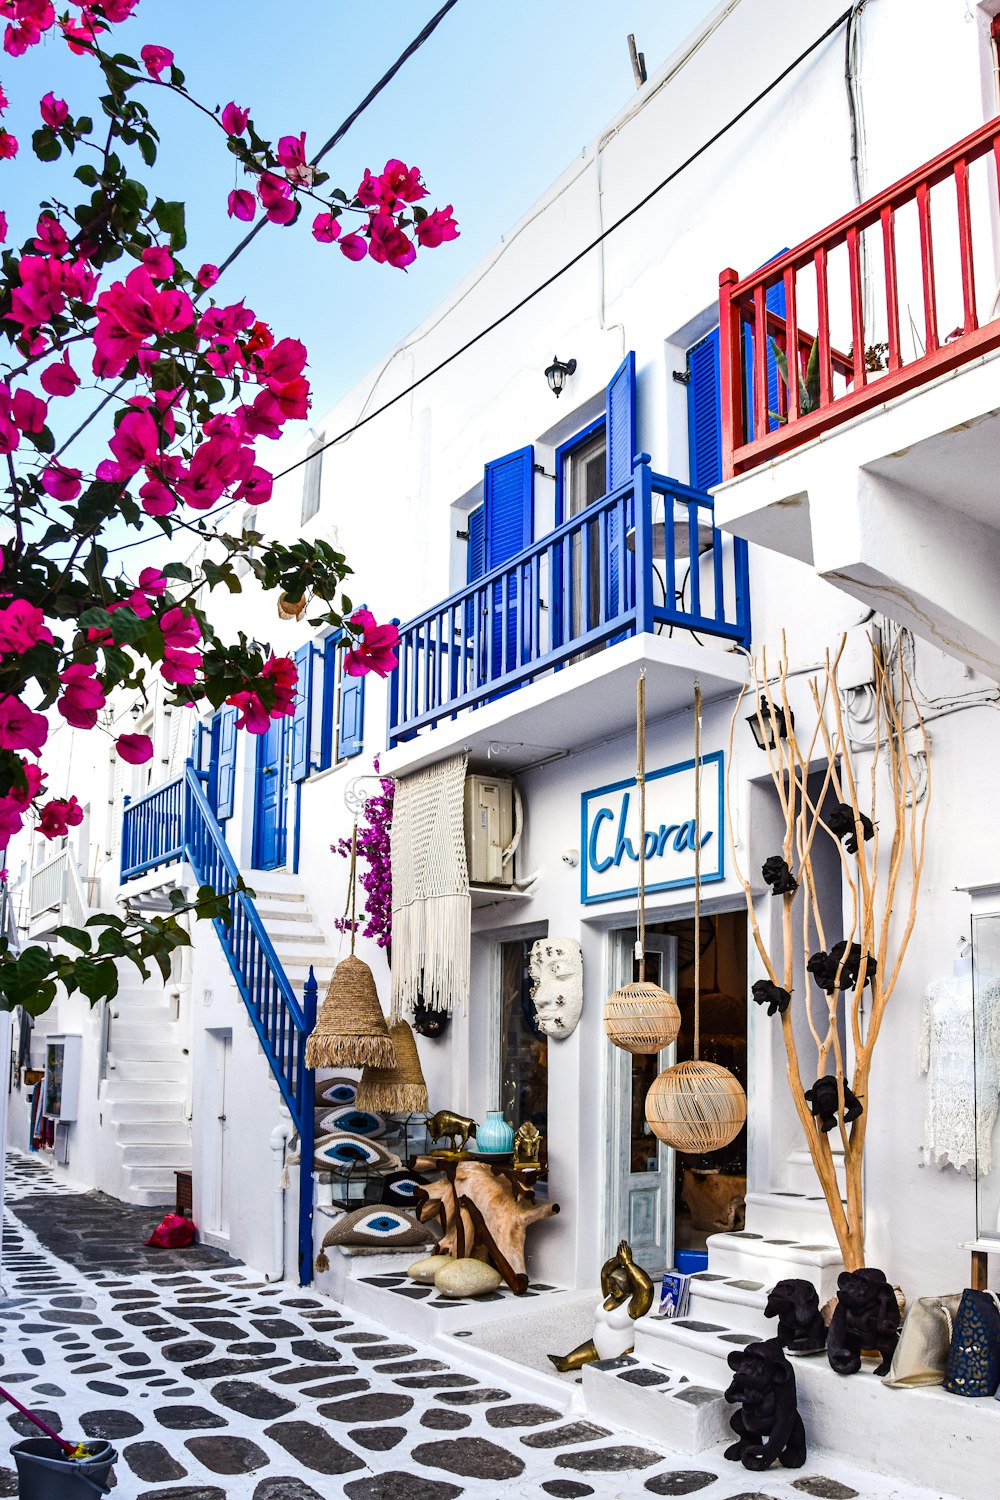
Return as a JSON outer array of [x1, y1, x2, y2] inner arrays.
[[675, 1249, 709, 1275]]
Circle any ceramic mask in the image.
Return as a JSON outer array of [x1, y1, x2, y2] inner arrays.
[[529, 938, 583, 1039]]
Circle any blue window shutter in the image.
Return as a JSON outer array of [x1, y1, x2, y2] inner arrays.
[[290, 642, 313, 783], [215, 707, 238, 821], [687, 328, 721, 491], [605, 351, 636, 491], [484, 446, 533, 675], [318, 632, 341, 771], [338, 666, 365, 760], [467, 504, 486, 584]]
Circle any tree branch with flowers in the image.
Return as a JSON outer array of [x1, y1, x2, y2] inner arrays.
[[0, 0, 458, 1011]]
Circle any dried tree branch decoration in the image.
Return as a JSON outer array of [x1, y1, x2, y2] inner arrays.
[[727, 634, 930, 1271]]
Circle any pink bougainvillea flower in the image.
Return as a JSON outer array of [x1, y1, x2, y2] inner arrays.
[[344, 609, 399, 678], [92, 266, 194, 377], [0, 210, 6, 243], [257, 171, 297, 226], [196, 263, 219, 288], [277, 132, 306, 170], [263, 653, 297, 716], [11, 387, 46, 433], [140, 43, 173, 78], [367, 212, 415, 271], [60, 17, 97, 53], [0, 83, 7, 111], [339, 232, 367, 262], [57, 663, 106, 728], [221, 100, 249, 135], [158, 606, 201, 651], [0, 129, 18, 158], [141, 245, 174, 281], [415, 205, 460, 249], [311, 212, 341, 244], [0, 696, 47, 754], [39, 91, 68, 128], [227, 188, 256, 222], [40, 351, 80, 397], [233, 465, 272, 504], [108, 407, 159, 478], [381, 157, 427, 205], [226, 688, 269, 734], [38, 794, 84, 839], [138, 566, 168, 596], [114, 732, 153, 764], [41, 462, 82, 501], [0, 599, 53, 654], [33, 212, 69, 255]]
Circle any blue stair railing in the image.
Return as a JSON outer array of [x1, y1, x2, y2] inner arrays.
[[121, 761, 317, 1285], [388, 454, 751, 745]]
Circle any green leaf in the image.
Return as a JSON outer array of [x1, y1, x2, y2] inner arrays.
[[152, 197, 187, 251], [138, 133, 157, 168], [75, 163, 99, 187], [54, 926, 93, 953], [32, 128, 61, 163]]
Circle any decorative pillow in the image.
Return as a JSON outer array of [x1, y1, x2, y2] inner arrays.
[[315, 1075, 359, 1107], [380, 1170, 428, 1208], [321, 1206, 434, 1249], [313, 1131, 402, 1174], [318, 1103, 386, 1139]]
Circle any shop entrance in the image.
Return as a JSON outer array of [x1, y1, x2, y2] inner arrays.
[[607, 909, 748, 1267]]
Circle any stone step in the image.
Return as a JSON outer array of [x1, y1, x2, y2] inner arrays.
[[108, 1058, 189, 1083], [109, 1039, 185, 1063], [114, 1121, 191, 1146], [706, 1230, 843, 1301], [744, 1189, 842, 1239], [122, 1164, 185, 1189], [686, 1272, 773, 1338], [120, 1142, 192, 1167], [105, 1099, 188, 1123], [270, 927, 328, 946], [123, 1184, 179, 1207], [582, 1356, 730, 1455], [107, 1021, 175, 1043], [247, 875, 307, 896], [782, 1146, 847, 1196], [102, 1078, 186, 1102], [632, 1309, 759, 1385]]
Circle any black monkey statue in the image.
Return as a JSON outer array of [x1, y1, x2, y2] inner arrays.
[[752, 980, 791, 1017], [827, 1267, 901, 1376], [762, 856, 798, 895], [764, 1277, 828, 1354], [724, 1337, 807, 1471], [804, 1075, 864, 1133]]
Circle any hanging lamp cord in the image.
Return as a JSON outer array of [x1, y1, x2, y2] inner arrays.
[[343, 820, 359, 956], [693, 680, 703, 1062], [636, 670, 647, 984]]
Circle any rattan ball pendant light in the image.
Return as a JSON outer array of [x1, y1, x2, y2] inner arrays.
[[645, 682, 747, 1152], [604, 671, 682, 1055], [305, 824, 397, 1070]]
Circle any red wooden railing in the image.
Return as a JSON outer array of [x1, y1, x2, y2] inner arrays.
[[720, 115, 1000, 478]]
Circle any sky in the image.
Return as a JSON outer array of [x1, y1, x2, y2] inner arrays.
[[3, 1, 721, 423]]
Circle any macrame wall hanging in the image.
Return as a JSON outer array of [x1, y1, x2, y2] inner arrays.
[[646, 682, 747, 1151], [390, 751, 471, 1019], [604, 670, 681, 1055], [305, 823, 397, 1070]]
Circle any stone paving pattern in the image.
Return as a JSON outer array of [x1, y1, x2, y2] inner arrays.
[[0, 1154, 958, 1499]]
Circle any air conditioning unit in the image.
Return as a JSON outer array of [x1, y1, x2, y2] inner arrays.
[[464, 773, 516, 886]]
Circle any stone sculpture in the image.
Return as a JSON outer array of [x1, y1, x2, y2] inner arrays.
[[529, 938, 584, 1038]]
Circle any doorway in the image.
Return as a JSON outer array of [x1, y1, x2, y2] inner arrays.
[[203, 1029, 232, 1241], [252, 718, 288, 870]]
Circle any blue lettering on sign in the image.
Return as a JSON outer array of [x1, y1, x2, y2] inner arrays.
[[587, 788, 713, 874]]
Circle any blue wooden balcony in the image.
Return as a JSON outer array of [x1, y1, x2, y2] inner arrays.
[[388, 456, 751, 747]]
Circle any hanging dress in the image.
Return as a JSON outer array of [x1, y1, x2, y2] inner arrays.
[[919, 976, 1000, 1176]]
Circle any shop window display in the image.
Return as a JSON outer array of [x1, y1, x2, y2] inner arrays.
[[499, 937, 548, 1133], [972, 909, 1000, 1237]]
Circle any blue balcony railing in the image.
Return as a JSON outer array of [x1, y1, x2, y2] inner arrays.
[[121, 762, 317, 1285], [388, 455, 750, 745]]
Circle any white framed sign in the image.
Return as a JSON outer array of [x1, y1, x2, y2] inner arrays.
[[580, 751, 724, 905]]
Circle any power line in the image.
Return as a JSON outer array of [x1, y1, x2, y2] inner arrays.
[[51, 0, 462, 466], [103, 5, 852, 559]]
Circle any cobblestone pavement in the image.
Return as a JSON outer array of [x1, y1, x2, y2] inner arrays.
[[0, 1153, 956, 1500]]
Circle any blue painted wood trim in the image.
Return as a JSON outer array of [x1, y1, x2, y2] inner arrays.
[[554, 414, 606, 526]]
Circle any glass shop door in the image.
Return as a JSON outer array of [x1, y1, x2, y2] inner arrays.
[[606, 928, 678, 1275]]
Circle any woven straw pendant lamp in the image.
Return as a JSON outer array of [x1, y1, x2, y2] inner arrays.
[[305, 825, 397, 1070], [355, 1019, 428, 1113], [604, 672, 681, 1055], [645, 683, 747, 1152]]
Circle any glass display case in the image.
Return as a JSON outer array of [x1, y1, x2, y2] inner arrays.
[[972, 902, 1000, 1242]]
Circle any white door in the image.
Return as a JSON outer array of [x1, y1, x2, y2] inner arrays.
[[607, 931, 678, 1275], [205, 1030, 232, 1238]]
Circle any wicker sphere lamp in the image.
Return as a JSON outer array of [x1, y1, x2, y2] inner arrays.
[[644, 682, 747, 1152], [604, 672, 681, 1055]]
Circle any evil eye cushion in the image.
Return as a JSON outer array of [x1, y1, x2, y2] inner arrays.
[[313, 1131, 402, 1174], [315, 1075, 359, 1108], [318, 1103, 386, 1139], [321, 1205, 434, 1248], [380, 1170, 428, 1208]]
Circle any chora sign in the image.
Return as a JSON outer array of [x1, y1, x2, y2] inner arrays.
[[581, 751, 724, 904]]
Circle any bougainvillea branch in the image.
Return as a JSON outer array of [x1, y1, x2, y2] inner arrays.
[[334, 759, 393, 950]]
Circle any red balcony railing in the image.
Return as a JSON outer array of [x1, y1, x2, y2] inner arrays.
[[720, 115, 1000, 478]]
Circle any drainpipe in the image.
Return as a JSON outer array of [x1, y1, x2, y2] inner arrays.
[[268, 1109, 294, 1281]]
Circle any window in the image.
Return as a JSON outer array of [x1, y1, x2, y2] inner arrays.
[[291, 633, 365, 778], [555, 419, 606, 523], [233, 505, 263, 579], [498, 937, 548, 1134], [301, 438, 324, 525]]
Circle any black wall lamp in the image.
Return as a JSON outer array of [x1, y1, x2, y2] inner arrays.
[[544, 355, 577, 397], [747, 693, 793, 750]]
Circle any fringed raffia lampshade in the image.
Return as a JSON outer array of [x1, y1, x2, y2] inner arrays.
[[604, 980, 681, 1055], [305, 955, 397, 1070], [355, 1019, 428, 1113], [645, 1059, 747, 1153]]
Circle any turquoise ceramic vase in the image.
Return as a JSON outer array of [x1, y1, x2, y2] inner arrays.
[[476, 1110, 514, 1154]]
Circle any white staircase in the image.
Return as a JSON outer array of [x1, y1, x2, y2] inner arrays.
[[103, 978, 191, 1205], [249, 872, 340, 1005]]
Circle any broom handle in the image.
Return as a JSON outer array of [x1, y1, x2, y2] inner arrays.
[[0, 1380, 76, 1454]]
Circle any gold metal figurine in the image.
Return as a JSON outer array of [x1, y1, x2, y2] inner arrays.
[[548, 1241, 654, 1372]]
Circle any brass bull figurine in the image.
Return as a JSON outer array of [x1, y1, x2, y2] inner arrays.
[[426, 1109, 477, 1154]]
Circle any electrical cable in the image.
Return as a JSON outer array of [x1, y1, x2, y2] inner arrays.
[[97, 5, 854, 560]]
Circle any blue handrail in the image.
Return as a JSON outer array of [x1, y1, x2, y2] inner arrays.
[[120, 762, 315, 1284], [387, 455, 751, 745]]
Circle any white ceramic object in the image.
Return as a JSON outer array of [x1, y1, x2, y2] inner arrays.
[[529, 938, 583, 1039]]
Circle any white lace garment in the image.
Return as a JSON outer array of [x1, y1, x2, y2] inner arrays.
[[919, 976, 1000, 1176]]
